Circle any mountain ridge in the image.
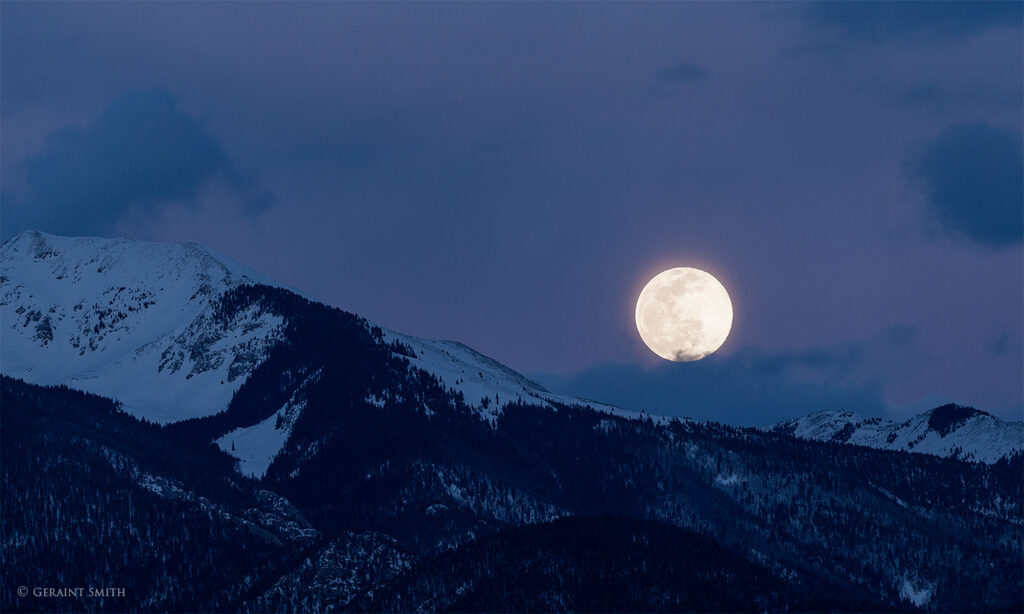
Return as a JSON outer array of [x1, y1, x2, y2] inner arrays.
[[1, 230, 652, 468], [3, 231, 1019, 468], [766, 404, 1022, 463]]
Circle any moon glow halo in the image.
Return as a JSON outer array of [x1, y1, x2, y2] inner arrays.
[[635, 267, 733, 362]]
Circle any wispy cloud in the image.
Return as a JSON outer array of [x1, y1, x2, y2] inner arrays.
[[657, 63, 709, 84]]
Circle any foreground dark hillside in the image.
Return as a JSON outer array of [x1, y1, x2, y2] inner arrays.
[[351, 515, 891, 613], [0, 376, 318, 612]]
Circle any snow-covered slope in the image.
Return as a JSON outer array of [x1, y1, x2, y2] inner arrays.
[[766, 405, 1023, 463], [0, 230, 287, 423], [383, 329, 661, 425]]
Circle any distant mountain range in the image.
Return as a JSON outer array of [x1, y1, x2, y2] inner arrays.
[[767, 406, 1022, 464], [2, 230, 1021, 613]]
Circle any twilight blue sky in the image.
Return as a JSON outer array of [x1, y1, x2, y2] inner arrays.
[[2, 2, 1021, 424]]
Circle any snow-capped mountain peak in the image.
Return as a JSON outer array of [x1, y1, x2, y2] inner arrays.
[[766, 405, 1023, 463], [1, 230, 287, 423], [1, 231, 653, 476]]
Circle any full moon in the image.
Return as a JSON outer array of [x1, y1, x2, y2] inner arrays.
[[635, 267, 733, 362]]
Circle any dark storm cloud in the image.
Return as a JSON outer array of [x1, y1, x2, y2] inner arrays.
[[905, 122, 1023, 248], [3, 89, 269, 239], [803, 1, 1022, 42], [537, 325, 920, 426], [536, 349, 884, 427]]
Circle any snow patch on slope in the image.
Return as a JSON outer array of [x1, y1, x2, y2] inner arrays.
[[216, 410, 294, 478], [899, 577, 934, 607], [216, 372, 317, 478]]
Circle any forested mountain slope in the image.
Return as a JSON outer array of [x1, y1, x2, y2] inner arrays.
[[2, 232, 1021, 612]]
